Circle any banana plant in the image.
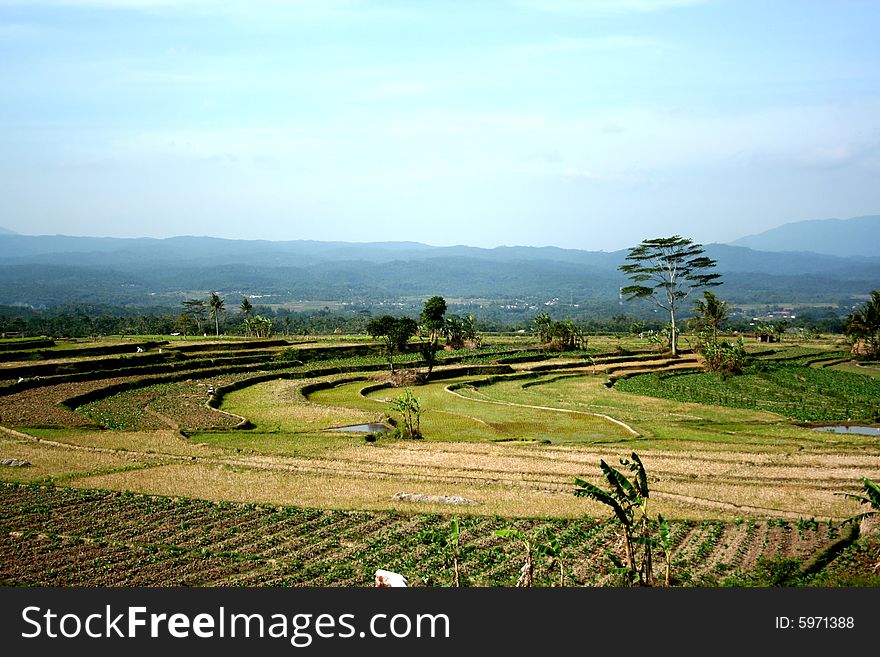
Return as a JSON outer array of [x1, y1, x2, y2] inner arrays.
[[535, 528, 565, 587], [836, 478, 880, 572], [448, 516, 461, 588], [418, 516, 462, 586], [837, 477, 880, 525], [574, 452, 656, 586], [494, 527, 566, 587], [494, 529, 534, 587], [657, 514, 672, 587]]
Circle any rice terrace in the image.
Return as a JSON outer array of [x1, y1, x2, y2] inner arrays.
[[4, 0, 880, 604], [1, 328, 878, 587]]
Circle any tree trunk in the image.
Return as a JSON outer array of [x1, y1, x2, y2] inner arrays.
[[669, 307, 678, 356], [642, 522, 654, 587], [623, 529, 636, 579]]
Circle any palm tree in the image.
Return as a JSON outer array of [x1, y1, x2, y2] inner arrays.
[[845, 290, 880, 356], [209, 292, 225, 337], [240, 297, 254, 336], [533, 312, 553, 344], [462, 314, 479, 345], [690, 290, 729, 343]]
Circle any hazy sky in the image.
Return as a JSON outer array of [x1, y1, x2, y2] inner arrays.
[[1, 0, 878, 250]]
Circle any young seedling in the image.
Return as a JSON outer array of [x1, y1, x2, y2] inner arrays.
[[422, 516, 462, 587], [536, 528, 565, 587]]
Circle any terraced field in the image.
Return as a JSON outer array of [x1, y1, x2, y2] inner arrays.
[[1, 335, 878, 586], [615, 361, 880, 422]]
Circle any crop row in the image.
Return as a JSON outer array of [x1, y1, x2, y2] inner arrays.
[[76, 379, 247, 431], [0, 484, 842, 587]]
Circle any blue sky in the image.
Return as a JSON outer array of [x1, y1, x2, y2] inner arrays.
[[1, 0, 878, 250]]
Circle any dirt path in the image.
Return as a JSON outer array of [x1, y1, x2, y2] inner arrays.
[[143, 407, 179, 431]]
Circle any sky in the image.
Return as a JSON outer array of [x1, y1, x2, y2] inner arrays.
[[1, 0, 878, 251]]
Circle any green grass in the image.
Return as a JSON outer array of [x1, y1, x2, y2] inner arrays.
[[446, 368, 880, 451], [830, 361, 880, 379], [217, 358, 879, 452], [751, 346, 842, 361], [307, 377, 634, 444], [203, 378, 384, 456], [21, 427, 225, 458], [615, 364, 880, 423], [217, 373, 634, 446]]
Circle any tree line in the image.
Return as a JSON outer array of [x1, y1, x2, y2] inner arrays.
[[0, 234, 869, 348], [365, 296, 480, 375], [174, 293, 271, 338]]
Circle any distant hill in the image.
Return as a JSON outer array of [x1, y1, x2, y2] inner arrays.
[[731, 215, 880, 257], [0, 234, 621, 268], [0, 233, 877, 310], [0, 226, 18, 235]]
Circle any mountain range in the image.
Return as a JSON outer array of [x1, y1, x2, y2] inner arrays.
[[0, 215, 877, 312], [731, 215, 880, 258]]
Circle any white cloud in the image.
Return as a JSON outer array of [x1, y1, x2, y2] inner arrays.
[[61, 98, 880, 201]]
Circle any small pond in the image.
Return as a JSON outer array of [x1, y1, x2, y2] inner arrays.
[[325, 423, 391, 433], [812, 425, 880, 436]]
